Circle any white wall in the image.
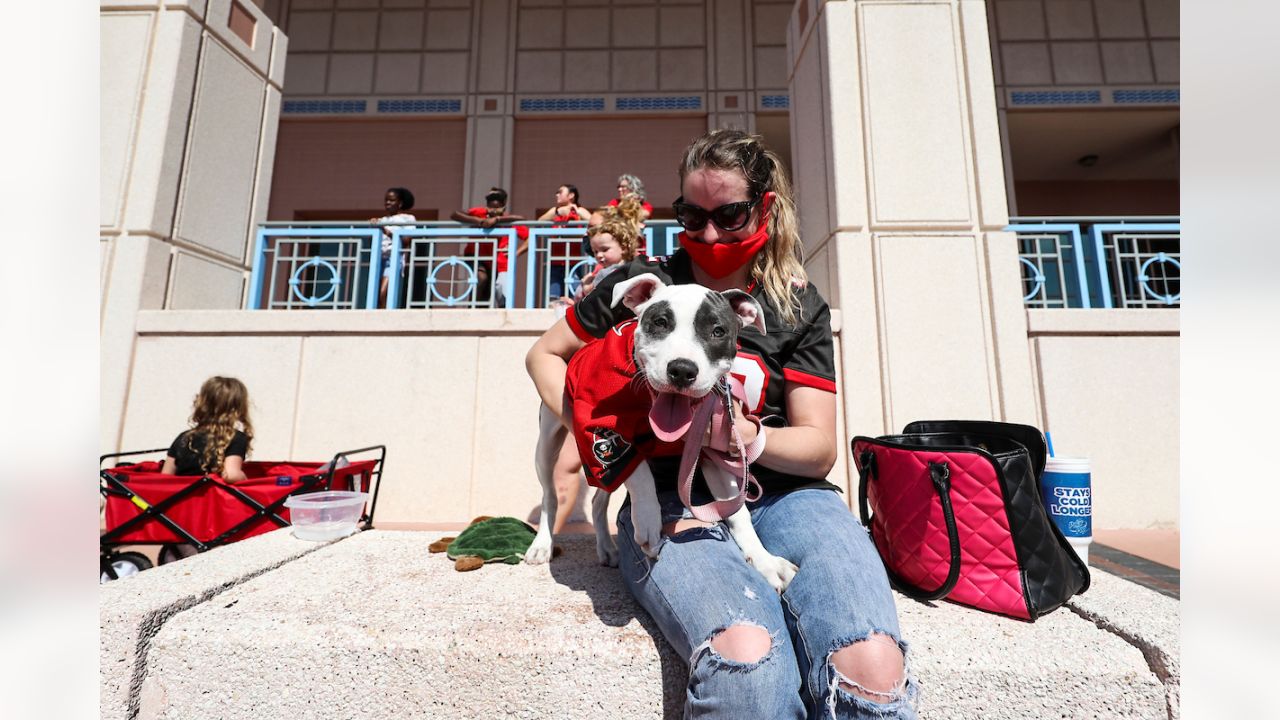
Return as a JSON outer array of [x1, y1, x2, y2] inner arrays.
[[115, 306, 1176, 529], [1027, 309, 1179, 528], [118, 310, 850, 525], [101, 0, 286, 449]]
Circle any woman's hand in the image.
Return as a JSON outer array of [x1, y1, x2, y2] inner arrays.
[[701, 396, 759, 453]]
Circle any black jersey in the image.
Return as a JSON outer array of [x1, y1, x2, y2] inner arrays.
[[565, 249, 840, 496]]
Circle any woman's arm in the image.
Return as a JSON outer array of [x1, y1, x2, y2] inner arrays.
[[451, 210, 482, 225], [221, 455, 247, 483], [525, 318, 587, 422], [573, 205, 591, 221], [161, 456, 176, 475], [538, 207, 558, 221], [739, 385, 837, 478]]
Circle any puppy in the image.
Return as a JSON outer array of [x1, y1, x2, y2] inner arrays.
[[527, 273, 798, 593]]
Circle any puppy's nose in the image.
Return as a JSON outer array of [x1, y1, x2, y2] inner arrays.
[[666, 359, 698, 388]]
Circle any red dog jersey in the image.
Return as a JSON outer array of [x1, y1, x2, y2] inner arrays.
[[565, 320, 683, 492], [565, 250, 840, 497]]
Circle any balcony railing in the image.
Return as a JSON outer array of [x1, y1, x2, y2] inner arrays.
[[249, 218, 1177, 312], [248, 221, 684, 310], [1008, 217, 1180, 309]]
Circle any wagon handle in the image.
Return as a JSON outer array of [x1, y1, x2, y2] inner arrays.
[[323, 445, 387, 530], [100, 448, 170, 468]]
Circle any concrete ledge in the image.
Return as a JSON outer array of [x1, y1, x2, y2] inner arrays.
[[112, 530, 1177, 719], [1026, 308, 1179, 336], [1066, 572, 1180, 719], [134, 309, 845, 335], [99, 530, 345, 720]]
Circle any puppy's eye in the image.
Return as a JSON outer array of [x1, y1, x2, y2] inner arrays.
[[651, 316, 669, 329], [711, 326, 726, 338]]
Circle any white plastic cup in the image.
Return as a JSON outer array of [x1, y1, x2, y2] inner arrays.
[[1041, 457, 1092, 565]]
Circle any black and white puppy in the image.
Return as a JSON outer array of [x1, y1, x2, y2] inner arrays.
[[527, 273, 798, 593]]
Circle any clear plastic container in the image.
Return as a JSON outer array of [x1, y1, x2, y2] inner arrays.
[[284, 491, 368, 541]]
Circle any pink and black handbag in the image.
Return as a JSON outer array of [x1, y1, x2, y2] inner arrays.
[[851, 421, 1089, 621]]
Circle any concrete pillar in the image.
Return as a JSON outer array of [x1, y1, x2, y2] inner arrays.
[[706, 0, 757, 132], [786, 0, 1038, 437], [461, 0, 517, 204], [100, 0, 285, 450]]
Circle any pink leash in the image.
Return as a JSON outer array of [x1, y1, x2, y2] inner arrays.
[[675, 381, 763, 522]]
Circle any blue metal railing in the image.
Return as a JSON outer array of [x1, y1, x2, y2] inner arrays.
[[1007, 217, 1180, 309], [248, 223, 519, 310], [248, 220, 685, 310], [387, 226, 519, 309]]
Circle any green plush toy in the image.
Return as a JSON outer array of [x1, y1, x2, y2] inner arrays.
[[435, 516, 539, 571]]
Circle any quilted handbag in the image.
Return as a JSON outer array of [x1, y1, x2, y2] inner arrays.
[[851, 421, 1090, 621]]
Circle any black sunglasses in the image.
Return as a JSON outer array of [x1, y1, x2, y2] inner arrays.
[[672, 196, 760, 232]]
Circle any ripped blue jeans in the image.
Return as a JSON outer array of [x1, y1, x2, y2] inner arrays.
[[616, 488, 918, 719]]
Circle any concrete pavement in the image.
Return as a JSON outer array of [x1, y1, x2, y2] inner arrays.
[[101, 529, 1178, 719]]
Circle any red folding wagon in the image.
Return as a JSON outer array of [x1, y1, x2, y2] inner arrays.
[[100, 445, 385, 582]]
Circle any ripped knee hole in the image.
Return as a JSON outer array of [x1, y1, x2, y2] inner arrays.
[[661, 518, 715, 537], [830, 634, 906, 699], [709, 624, 771, 664]]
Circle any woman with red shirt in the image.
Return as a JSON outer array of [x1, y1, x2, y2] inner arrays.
[[536, 183, 591, 301], [451, 187, 527, 307]]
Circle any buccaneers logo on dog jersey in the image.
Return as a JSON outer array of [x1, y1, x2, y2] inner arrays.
[[565, 320, 681, 492], [590, 428, 630, 466]]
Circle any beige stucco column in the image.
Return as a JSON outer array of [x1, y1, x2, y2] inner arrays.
[[100, 0, 285, 450], [786, 0, 1038, 439], [461, 0, 517, 205]]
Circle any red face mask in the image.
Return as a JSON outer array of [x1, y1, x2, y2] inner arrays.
[[678, 210, 771, 279]]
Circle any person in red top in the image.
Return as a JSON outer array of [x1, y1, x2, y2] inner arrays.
[[608, 173, 654, 219], [451, 187, 527, 307], [536, 183, 591, 302]]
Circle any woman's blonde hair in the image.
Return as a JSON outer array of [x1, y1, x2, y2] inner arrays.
[[186, 376, 253, 475], [588, 195, 645, 261], [678, 129, 807, 326]]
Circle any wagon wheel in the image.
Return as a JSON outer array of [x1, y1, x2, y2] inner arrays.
[[158, 543, 198, 565], [100, 552, 153, 583]]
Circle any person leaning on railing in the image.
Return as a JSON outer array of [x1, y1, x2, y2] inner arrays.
[[537, 183, 592, 300], [451, 187, 528, 307], [370, 186, 416, 308]]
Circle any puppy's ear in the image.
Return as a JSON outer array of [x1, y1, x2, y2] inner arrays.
[[721, 290, 766, 334], [611, 273, 666, 312]]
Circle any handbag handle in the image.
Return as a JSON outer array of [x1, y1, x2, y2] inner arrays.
[[858, 450, 963, 602]]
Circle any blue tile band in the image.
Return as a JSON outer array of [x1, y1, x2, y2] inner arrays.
[[761, 94, 789, 109], [519, 97, 606, 112], [1113, 89, 1180, 104], [615, 96, 702, 111], [1010, 90, 1102, 106], [282, 99, 368, 114], [376, 99, 462, 113]]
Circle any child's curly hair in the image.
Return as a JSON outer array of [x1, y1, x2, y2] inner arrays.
[[587, 195, 645, 261], [185, 376, 254, 475]]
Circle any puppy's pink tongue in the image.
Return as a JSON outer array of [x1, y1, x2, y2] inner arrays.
[[650, 393, 695, 441]]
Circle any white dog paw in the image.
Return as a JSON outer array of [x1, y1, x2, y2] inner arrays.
[[526, 536, 554, 565], [596, 537, 619, 567], [632, 524, 663, 559], [629, 499, 664, 559], [747, 553, 798, 593]]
